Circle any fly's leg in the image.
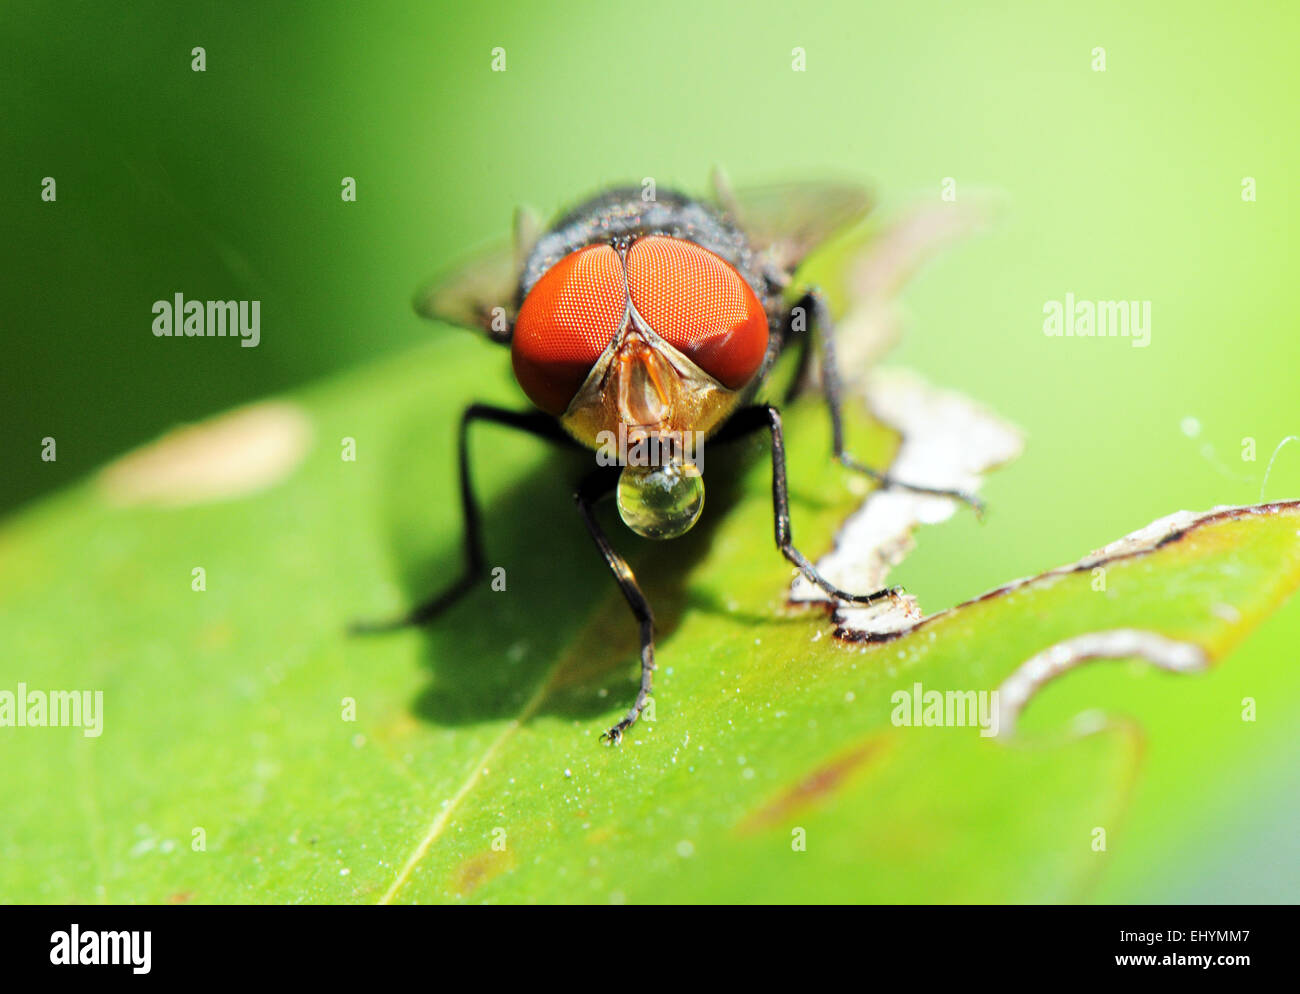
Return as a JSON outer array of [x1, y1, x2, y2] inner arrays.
[[792, 288, 985, 516], [718, 404, 905, 605], [780, 294, 816, 404], [574, 468, 656, 745], [351, 403, 571, 634]]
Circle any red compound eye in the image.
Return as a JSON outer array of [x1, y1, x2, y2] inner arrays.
[[513, 244, 626, 414], [625, 236, 768, 389]]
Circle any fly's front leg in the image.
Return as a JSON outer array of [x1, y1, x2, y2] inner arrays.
[[351, 403, 571, 634], [793, 288, 985, 516], [719, 404, 904, 606], [574, 468, 655, 745]]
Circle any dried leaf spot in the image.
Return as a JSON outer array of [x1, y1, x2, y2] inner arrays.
[[99, 402, 313, 507], [740, 736, 891, 833], [450, 849, 512, 898]]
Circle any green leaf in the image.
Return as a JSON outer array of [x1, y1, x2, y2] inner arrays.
[[2, 337, 1298, 904]]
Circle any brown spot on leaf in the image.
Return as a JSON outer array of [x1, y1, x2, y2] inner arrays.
[[740, 735, 892, 833], [450, 849, 512, 898]]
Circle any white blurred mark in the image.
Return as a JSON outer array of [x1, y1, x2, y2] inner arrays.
[[1261, 435, 1299, 501], [99, 401, 312, 507], [835, 199, 999, 375], [790, 367, 1023, 634], [993, 629, 1208, 739]]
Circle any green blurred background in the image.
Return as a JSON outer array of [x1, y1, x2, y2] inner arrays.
[[3, 0, 1298, 900]]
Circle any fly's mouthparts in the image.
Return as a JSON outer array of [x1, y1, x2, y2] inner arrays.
[[615, 333, 672, 426]]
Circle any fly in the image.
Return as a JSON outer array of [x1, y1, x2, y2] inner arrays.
[[355, 172, 980, 743]]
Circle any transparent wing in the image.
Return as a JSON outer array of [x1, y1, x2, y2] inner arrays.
[[412, 207, 541, 344], [412, 242, 517, 344], [714, 170, 874, 275]]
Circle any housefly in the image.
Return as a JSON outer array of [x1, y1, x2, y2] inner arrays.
[[356, 172, 979, 743]]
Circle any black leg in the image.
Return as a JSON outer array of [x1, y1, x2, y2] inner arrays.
[[793, 288, 985, 516], [351, 403, 572, 633], [780, 298, 815, 404], [717, 404, 904, 606], [574, 467, 656, 745]]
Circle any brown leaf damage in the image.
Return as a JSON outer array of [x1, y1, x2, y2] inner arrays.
[[738, 735, 892, 833]]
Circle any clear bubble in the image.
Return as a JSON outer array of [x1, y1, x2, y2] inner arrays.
[[616, 462, 704, 539]]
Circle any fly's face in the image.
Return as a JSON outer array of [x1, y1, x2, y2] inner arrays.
[[412, 177, 880, 548], [511, 233, 770, 539]]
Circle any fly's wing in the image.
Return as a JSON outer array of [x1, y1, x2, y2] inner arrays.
[[413, 243, 518, 343], [712, 168, 874, 278], [412, 206, 541, 344]]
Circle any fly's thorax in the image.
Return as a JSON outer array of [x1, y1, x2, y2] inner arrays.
[[516, 189, 765, 307]]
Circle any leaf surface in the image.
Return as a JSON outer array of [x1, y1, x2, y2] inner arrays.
[[2, 339, 1298, 904]]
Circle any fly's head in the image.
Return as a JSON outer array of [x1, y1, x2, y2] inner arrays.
[[511, 235, 770, 539]]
